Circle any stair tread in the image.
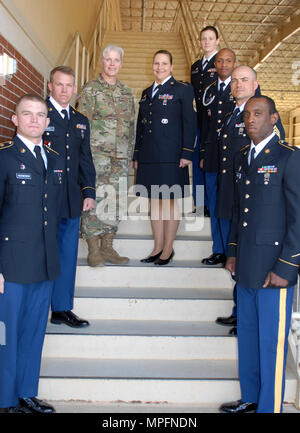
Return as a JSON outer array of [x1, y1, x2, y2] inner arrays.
[[73, 286, 232, 300], [40, 358, 239, 380], [40, 357, 296, 381], [46, 320, 234, 337], [77, 258, 225, 268]]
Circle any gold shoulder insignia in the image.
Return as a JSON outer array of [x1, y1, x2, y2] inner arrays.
[[43, 144, 60, 156], [279, 140, 294, 151], [240, 144, 250, 152], [0, 141, 14, 150]]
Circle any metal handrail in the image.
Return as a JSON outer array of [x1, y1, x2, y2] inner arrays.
[[62, 0, 122, 91]]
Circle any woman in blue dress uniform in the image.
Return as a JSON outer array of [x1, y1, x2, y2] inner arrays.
[[191, 26, 219, 213], [133, 50, 197, 265]]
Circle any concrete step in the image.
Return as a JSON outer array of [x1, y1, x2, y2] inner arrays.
[[67, 296, 232, 322], [75, 262, 233, 289], [43, 333, 238, 361], [46, 320, 234, 336], [38, 358, 296, 404], [41, 400, 300, 413]]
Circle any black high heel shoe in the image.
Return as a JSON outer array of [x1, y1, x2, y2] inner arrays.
[[140, 250, 163, 263], [154, 250, 175, 266]]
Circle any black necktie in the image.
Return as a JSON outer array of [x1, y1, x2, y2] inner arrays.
[[249, 147, 256, 166], [227, 107, 240, 125], [153, 84, 162, 98], [34, 145, 46, 175], [61, 109, 69, 127], [219, 82, 225, 93]]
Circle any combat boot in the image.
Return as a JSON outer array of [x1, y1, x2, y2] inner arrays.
[[100, 233, 129, 264], [86, 236, 106, 267]]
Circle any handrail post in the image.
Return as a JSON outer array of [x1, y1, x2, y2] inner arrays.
[[86, 50, 90, 82], [81, 46, 86, 87], [75, 33, 80, 89]]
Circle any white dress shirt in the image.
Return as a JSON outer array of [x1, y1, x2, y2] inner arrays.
[[17, 134, 47, 168], [217, 76, 231, 92], [248, 131, 275, 165], [152, 75, 172, 98], [49, 95, 70, 119]]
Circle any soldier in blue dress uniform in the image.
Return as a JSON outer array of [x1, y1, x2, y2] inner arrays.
[[220, 95, 300, 413], [0, 94, 64, 413], [190, 26, 219, 214], [44, 66, 96, 328], [133, 50, 197, 265], [215, 66, 285, 333], [200, 48, 237, 266]]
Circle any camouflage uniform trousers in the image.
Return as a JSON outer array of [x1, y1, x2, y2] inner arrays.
[[81, 154, 129, 239]]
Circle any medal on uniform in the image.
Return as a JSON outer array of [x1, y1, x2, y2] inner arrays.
[[20, 163, 26, 170], [207, 68, 216, 78], [264, 173, 270, 185], [158, 94, 174, 106]]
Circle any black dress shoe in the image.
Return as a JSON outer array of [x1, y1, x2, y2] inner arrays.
[[154, 250, 174, 266], [229, 327, 237, 335], [216, 315, 237, 327], [219, 399, 257, 413], [202, 253, 226, 266], [7, 405, 32, 413], [19, 397, 56, 413], [51, 310, 90, 328], [140, 250, 163, 263]]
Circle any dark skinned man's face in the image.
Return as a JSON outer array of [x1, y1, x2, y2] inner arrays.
[[243, 98, 278, 145], [214, 49, 236, 81]]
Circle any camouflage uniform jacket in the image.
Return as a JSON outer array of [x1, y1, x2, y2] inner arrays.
[[78, 74, 135, 159]]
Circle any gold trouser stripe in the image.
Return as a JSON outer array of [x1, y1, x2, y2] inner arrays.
[[274, 288, 287, 413]]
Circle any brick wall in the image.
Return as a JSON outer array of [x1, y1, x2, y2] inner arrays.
[[0, 33, 44, 143]]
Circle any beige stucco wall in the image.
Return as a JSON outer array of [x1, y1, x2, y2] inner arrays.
[[2, 0, 101, 65]]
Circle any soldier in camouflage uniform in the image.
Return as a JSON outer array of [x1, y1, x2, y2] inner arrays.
[[78, 45, 135, 266]]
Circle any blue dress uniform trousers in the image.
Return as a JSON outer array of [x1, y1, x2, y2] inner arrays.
[[51, 217, 80, 312], [227, 136, 300, 413], [0, 280, 52, 408], [205, 171, 231, 255], [44, 99, 96, 312], [191, 56, 217, 210], [0, 136, 64, 409], [237, 285, 294, 413]]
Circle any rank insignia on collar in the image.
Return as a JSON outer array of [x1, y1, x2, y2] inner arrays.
[[20, 148, 26, 153]]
